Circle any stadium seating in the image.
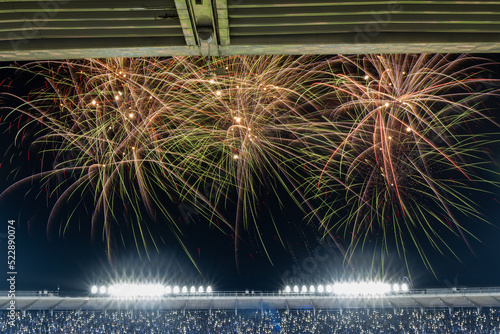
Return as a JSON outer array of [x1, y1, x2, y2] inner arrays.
[[2, 308, 500, 333]]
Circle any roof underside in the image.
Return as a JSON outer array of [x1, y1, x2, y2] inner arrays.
[[2, 0, 500, 60]]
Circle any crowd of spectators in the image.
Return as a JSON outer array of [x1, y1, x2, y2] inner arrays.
[[1, 308, 500, 333]]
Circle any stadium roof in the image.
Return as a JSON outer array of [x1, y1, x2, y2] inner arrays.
[[4, 288, 500, 312], [2, 0, 500, 61]]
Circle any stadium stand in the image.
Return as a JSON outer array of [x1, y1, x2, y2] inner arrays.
[[1, 308, 500, 333]]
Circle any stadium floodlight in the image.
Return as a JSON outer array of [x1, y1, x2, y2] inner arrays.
[[206, 286, 212, 293], [317, 285, 324, 293], [99, 286, 107, 294], [190, 286, 196, 293], [91, 286, 98, 294], [401, 283, 409, 292], [333, 282, 391, 296], [182, 286, 188, 294], [393, 284, 400, 292], [285, 286, 291, 293], [309, 285, 315, 293], [107, 284, 164, 298], [326, 284, 333, 293], [198, 286, 204, 293], [173, 286, 180, 294], [165, 286, 172, 294], [293, 285, 299, 293], [301, 285, 307, 293]]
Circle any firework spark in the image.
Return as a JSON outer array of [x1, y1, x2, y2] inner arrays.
[[1, 54, 498, 274], [1, 58, 233, 263], [307, 54, 500, 272], [0, 56, 340, 265], [158, 55, 343, 266]]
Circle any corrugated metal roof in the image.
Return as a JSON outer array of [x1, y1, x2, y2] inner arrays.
[[1, 0, 500, 60]]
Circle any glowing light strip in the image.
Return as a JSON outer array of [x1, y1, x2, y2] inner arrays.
[[284, 282, 409, 295], [90, 284, 213, 297]]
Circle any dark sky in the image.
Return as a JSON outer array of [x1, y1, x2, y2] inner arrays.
[[1, 55, 500, 295]]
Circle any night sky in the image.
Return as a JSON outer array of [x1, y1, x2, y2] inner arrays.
[[1, 55, 500, 295]]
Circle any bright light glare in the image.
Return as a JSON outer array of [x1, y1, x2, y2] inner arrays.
[[293, 285, 299, 293], [326, 285, 333, 293], [99, 286, 106, 294], [165, 286, 172, 294], [317, 285, 324, 293], [107, 284, 164, 298], [333, 282, 391, 296], [91, 286, 98, 294], [198, 286, 204, 293], [309, 285, 315, 293], [173, 286, 180, 294], [190, 286, 196, 293], [301, 285, 307, 293], [206, 286, 212, 293], [182, 286, 188, 294], [401, 283, 409, 292], [285, 286, 291, 293], [393, 284, 400, 292]]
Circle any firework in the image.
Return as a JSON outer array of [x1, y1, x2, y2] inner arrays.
[[0, 56, 339, 265], [1, 54, 498, 273], [158, 55, 341, 265], [1, 57, 229, 262], [307, 54, 500, 271]]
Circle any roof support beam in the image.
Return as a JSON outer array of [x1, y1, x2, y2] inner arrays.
[[215, 0, 229, 45], [438, 297, 452, 308], [102, 300, 113, 312], [410, 297, 425, 311], [387, 300, 396, 309], [491, 296, 500, 306], [49, 299, 65, 313], [191, 0, 219, 56], [336, 298, 343, 310], [174, 0, 197, 45], [21, 299, 39, 312]]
